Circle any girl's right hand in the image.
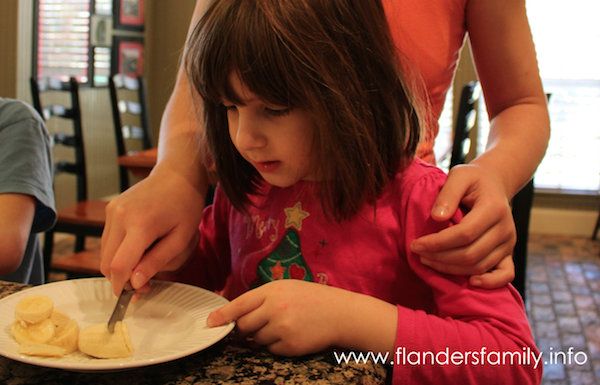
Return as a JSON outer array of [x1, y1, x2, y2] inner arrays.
[[100, 166, 206, 296]]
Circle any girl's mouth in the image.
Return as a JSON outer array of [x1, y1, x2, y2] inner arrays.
[[254, 160, 281, 173]]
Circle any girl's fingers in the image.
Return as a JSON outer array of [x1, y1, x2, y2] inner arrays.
[[207, 289, 266, 328]]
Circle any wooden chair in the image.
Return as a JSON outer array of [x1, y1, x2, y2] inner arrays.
[[109, 73, 216, 205], [30, 77, 106, 280], [449, 81, 534, 301], [109, 74, 153, 192]]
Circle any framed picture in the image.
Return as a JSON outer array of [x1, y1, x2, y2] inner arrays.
[[114, 0, 145, 31], [90, 15, 113, 46], [111, 36, 144, 76]]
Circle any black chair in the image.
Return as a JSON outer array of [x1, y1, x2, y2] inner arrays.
[[30, 76, 106, 280], [449, 81, 536, 302], [108, 74, 153, 192], [450, 81, 481, 167]]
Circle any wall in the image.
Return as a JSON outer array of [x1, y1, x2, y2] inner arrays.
[[145, 0, 197, 140], [0, 0, 18, 98]]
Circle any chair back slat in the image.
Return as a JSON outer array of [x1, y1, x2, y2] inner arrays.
[[109, 73, 153, 192], [117, 100, 142, 115], [122, 125, 146, 140], [30, 76, 87, 202]]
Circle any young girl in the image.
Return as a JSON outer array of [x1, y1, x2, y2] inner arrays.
[[168, 0, 541, 383]]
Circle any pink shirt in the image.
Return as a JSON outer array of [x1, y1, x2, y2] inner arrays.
[[178, 158, 541, 384]]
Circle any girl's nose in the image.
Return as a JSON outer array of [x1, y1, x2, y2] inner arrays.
[[232, 111, 267, 151]]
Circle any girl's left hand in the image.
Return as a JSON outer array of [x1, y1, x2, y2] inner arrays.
[[410, 164, 517, 288], [206, 280, 346, 356]]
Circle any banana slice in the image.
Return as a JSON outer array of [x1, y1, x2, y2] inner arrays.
[[49, 319, 79, 354], [15, 295, 54, 324], [50, 309, 71, 328], [18, 344, 65, 358], [78, 321, 134, 359], [11, 318, 56, 345]]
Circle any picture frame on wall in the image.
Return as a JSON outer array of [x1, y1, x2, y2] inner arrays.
[[111, 36, 144, 77], [91, 15, 113, 46], [114, 0, 145, 31]]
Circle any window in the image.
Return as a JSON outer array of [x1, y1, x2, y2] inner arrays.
[[477, 0, 600, 192], [434, 85, 454, 171], [34, 0, 113, 86]]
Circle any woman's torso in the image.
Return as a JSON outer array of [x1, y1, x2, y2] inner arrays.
[[383, 0, 469, 162]]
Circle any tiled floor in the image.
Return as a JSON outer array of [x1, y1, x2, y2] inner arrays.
[[51, 233, 600, 384], [527, 234, 600, 384]]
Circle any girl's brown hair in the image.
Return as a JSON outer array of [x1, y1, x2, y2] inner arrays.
[[185, 0, 422, 221]]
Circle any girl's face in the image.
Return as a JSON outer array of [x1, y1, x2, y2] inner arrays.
[[223, 72, 316, 187]]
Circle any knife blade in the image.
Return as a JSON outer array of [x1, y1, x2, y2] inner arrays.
[[107, 282, 134, 333]]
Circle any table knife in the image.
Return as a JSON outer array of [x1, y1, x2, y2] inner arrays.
[[107, 282, 134, 333]]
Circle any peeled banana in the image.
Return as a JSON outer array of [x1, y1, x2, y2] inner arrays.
[[18, 344, 65, 358], [14, 295, 54, 325], [49, 319, 79, 354], [11, 318, 55, 345], [11, 295, 79, 358], [11, 295, 134, 359], [78, 321, 134, 359], [50, 309, 71, 328]]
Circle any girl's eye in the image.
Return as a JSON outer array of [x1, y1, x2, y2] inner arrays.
[[266, 107, 292, 117], [223, 104, 237, 112]]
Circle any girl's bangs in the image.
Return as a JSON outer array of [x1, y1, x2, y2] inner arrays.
[[196, 1, 304, 108]]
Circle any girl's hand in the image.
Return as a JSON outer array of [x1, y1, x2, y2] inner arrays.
[[206, 280, 344, 356], [410, 164, 517, 289], [207, 280, 398, 357]]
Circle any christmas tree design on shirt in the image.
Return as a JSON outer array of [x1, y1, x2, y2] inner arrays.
[[251, 203, 314, 288]]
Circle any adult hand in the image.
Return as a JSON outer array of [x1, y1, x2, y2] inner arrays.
[[410, 164, 517, 288], [100, 166, 205, 296]]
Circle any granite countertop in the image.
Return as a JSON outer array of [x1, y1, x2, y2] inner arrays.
[[0, 281, 389, 384]]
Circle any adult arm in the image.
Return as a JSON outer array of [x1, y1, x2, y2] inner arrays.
[[0, 194, 36, 275], [412, 0, 550, 286], [101, 0, 212, 296]]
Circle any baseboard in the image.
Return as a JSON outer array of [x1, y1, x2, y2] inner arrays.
[[530, 207, 598, 237]]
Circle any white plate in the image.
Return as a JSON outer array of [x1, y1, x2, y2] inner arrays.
[[0, 278, 234, 371]]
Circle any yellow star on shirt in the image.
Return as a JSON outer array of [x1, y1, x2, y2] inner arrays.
[[284, 202, 309, 231]]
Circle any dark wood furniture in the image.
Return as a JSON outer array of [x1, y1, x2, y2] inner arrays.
[[30, 77, 106, 281]]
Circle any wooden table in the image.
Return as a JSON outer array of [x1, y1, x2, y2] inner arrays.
[[117, 148, 157, 178], [118, 148, 219, 184], [0, 280, 388, 384]]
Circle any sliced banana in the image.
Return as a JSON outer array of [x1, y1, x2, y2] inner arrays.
[[49, 319, 79, 354], [78, 321, 134, 359], [14, 295, 54, 324], [11, 318, 56, 345], [50, 309, 71, 328], [18, 344, 65, 358], [12, 295, 135, 359]]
